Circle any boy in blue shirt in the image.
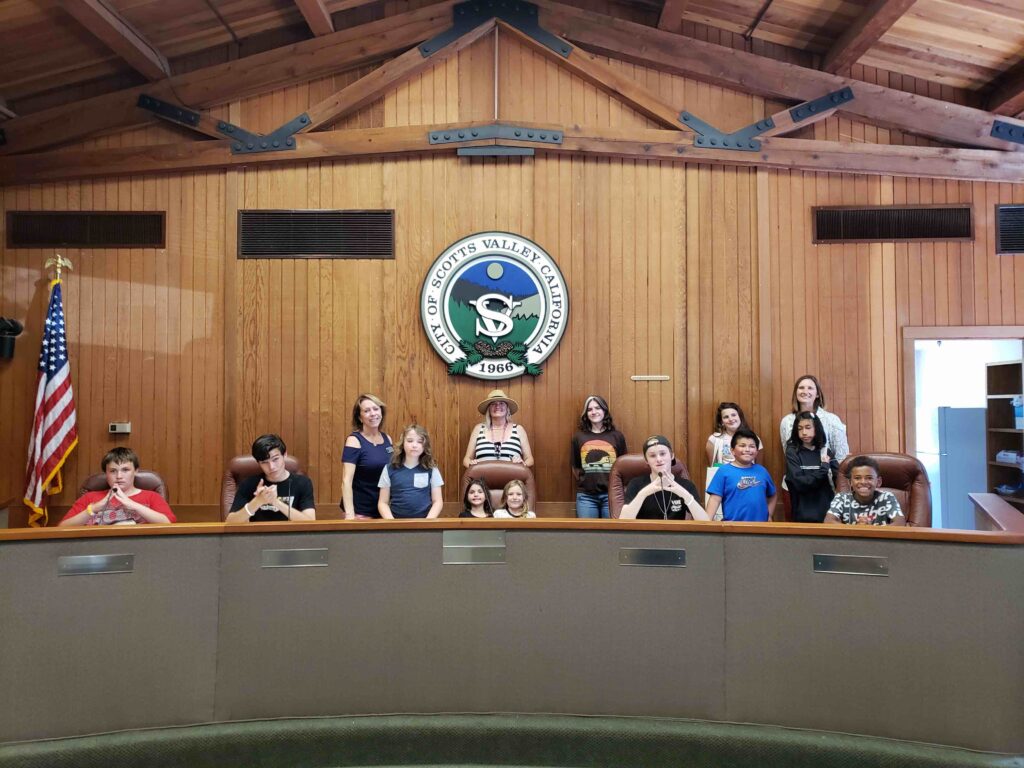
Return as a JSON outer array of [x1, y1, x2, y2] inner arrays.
[[705, 427, 776, 522]]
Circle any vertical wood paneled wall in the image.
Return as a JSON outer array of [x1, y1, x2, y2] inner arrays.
[[2, 31, 1023, 520]]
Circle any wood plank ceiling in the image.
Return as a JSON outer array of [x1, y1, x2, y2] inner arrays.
[[0, 0, 1023, 124]]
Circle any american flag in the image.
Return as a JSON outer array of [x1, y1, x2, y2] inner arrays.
[[23, 280, 79, 527]]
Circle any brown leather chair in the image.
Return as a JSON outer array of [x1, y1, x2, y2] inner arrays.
[[608, 454, 693, 518], [835, 453, 931, 527], [459, 461, 538, 514], [221, 454, 304, 521], [79, 470, 168, 500]]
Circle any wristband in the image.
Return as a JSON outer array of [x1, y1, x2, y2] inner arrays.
[[244, 503, 254, 518]]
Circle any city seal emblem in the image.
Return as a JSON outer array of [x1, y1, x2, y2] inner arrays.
[[421, 232, 569, 380]]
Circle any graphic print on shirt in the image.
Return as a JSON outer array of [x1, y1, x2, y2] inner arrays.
[[736, 475, 763, 490], [579, 438, 620, 475], [256, 494, 294, 514]]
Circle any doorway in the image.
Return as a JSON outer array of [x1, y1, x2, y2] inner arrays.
[[912, 339, 1022, 528]]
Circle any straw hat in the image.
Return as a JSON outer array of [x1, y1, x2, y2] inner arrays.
[[477, 389, 520, 415]]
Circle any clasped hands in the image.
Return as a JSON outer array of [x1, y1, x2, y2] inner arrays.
[[254, 479, 286, 512], [100, 486, 143, 513], [646, 473, 693, 504]]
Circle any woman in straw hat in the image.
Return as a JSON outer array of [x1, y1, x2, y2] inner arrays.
[[462, 389, 534, 468]]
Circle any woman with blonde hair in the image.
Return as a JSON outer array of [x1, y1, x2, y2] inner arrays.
[[463, 389, 534, 467], [341, 393, 393, 519]]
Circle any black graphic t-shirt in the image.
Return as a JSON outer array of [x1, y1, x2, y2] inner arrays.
[[624, 474, 700, 520], [230, 473, 315, 522], [572, 429, 628, 495]]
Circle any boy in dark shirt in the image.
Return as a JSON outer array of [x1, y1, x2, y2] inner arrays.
[[620, 435, 707, 520], [226, 434, 315, 522]]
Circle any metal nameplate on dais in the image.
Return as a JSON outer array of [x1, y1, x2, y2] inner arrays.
[[58, 554, 134, 576], [261, 548, 328, 568], [618, 548, 686, 568], [813, 553, 889, 577], [443, 529, 507, 565]]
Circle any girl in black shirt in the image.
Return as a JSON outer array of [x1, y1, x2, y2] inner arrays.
[[784, 411, 839, 523]]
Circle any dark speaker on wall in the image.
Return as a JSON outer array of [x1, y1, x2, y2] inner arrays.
[[237, 210, 395, 258], [812, 205, 972, 244], [995, 205, 1024, 254], [6, 212, 165, 248]]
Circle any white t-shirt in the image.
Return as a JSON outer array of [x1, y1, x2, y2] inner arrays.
[[493, 508, 536, 519]]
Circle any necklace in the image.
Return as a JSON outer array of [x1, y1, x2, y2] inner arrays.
[[361, 429, 384, 446], [651, 474, 671, 519]]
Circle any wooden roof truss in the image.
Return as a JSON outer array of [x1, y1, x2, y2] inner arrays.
[[59, 0, 171, 81], [3, 0, 1024, 186]]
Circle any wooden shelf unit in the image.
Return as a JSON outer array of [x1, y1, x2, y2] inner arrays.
[[986, 360, 1024, 511]]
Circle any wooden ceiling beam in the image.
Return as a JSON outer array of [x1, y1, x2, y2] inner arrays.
[[821, 0, 917, 74], [0, 98, 15, 121], [498, 21, 684, 130], [0, 0, 458, 156], [4, 122, 1023, 185], [151, 18, 494, 142], [59, 0, 170, 81], [295, 0, 335, 36], [657, 0, 690, 33], [758, 104, 838, 138], [534, 0, 1024, 151], [303, 18, 495, 131], [985, 56, 1024, 117], [327, 0, 383, 13]]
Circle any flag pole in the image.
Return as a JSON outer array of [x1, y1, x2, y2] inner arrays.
[[23, 255, 79, 527], [44, 253, 73, 281]]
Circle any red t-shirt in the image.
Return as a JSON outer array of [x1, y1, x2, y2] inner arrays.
[[62, 489, 176, 525]]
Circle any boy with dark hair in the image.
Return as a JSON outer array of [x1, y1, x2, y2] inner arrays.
[[705, 428, 776, 522], [825, 456, 905, 526], [60, 447, 176, 526], [226, 434, 316, 522]]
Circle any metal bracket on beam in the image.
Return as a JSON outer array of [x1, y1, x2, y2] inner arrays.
[[421, 0, 572, 59], [790, 86, 854, 122], [991, 119, 1024, 146], [221, 112, 310, 154], [683, 87, 854, 152], [138, 94, 308, 154], [680, 111, 769, 151], [428, 124, 562, 145], [137, 94, 201, 129]]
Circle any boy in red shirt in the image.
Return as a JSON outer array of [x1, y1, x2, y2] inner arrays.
[[59, 447, 175, 526]]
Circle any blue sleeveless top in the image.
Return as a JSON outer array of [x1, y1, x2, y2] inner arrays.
[[341, 431, 393, 517]]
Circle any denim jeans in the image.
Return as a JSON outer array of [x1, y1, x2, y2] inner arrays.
[[576, 491, 609, 519]]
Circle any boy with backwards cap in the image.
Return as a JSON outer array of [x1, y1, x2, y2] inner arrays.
[[620, 435, 708, 520]]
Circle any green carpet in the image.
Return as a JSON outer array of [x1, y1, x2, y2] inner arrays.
[[1, 714, 1021, 767]]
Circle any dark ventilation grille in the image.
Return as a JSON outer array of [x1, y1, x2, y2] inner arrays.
[[996, 205, 1024, 254], [7, 211, 165, 248], [238, 210, 395, 258], [812, 206, 972, 243]]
